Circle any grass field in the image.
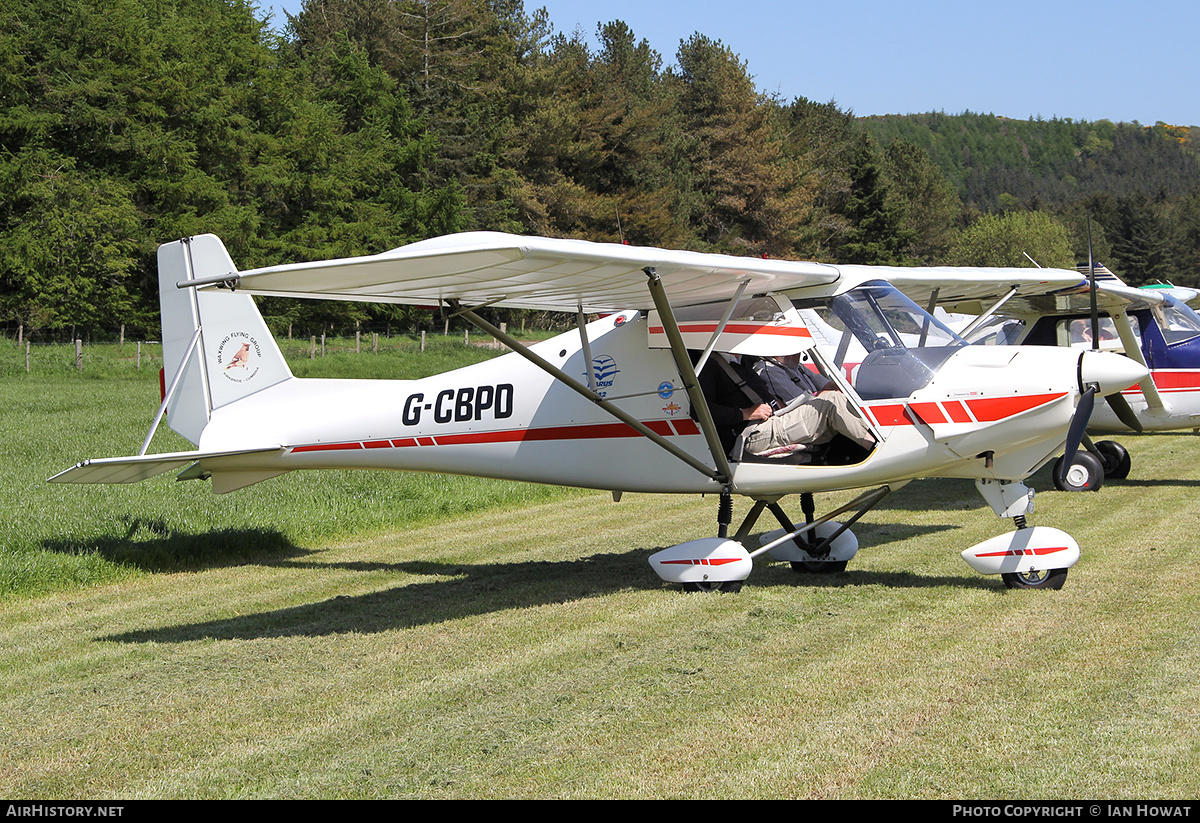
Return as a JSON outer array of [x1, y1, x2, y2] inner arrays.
[[2, 343, 1199, 798]]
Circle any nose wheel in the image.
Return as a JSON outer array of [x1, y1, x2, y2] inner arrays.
[[1052, 451, 1104, 492]]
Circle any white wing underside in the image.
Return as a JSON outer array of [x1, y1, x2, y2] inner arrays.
[[183, 230, 1151, 318], [882, 269, 1186, 317], [191, 232, 841, 312]]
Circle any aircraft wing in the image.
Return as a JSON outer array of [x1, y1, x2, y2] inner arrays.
[[187, 232, 843, 312], [853, 266, 1090, 316], [1139, 284, 1200, 308], [876, 265, 1193, 318], [48, 447, 284, 485]]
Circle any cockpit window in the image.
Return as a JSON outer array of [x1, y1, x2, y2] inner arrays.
[[1152, 297, 1200, 347], [1060, 316, 1132, 351], [793, 281, 967, 400], [963, 315, 1027, 346], [672, 295, 786, 325]]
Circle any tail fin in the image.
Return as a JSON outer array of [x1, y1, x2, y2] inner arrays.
[[157, 235, 292, 445]]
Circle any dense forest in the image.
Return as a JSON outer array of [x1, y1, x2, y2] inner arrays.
[[2, 0, 1198, 339]]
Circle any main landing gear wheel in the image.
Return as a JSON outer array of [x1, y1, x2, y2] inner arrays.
[[1052, 451, 1104, 492], [683, 580, 744, 593], [1002, 568, 1068, 590], [1094, 440, 1131, 480], [791, 560, 848, 574]]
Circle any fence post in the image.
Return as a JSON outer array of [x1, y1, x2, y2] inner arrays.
[[310, 335, 316, 359], [421, 330, 426, 352], [25, 341, 30, 373], [75, 339, 83, 371], [321, 333, 326, 357], [137, 341, 142, 370]]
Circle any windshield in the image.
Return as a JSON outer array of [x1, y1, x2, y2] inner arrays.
[[794, 281, 967, 400], [1152, 296, 1200, 347]]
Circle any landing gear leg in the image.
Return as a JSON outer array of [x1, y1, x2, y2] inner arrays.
[[751, 487, 893, 574]]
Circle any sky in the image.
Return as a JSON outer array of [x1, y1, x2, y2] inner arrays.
[[260, 0, 1197, 126]]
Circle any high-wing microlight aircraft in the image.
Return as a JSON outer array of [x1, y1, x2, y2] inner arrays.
[[892, 263, 1200, 492], [50, 233, 1148, 591]]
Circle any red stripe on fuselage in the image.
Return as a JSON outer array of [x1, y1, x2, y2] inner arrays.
[[1122, 370, 1200, 395], [865, 392, 1066, 427], [649, 322, 812, 338], [966, 392, 1068, 421], [290, 418, 700, 453]]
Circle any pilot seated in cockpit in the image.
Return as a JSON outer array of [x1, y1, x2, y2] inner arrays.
[[696, 352, 875, 463]]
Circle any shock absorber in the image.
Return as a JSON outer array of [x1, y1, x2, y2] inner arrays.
[[717, 489, 733, 538]]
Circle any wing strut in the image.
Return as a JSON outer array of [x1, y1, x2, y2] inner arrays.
[[451, 302, 727, 483], [576, 307, 596, 390], [642, 267, 734, 484], [1112, 310, 1167, 417], [693, 278, 750, 376], [958, 285, 1020, 340]]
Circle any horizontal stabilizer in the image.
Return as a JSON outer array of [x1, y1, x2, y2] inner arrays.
[[47, 446, 283, 485]]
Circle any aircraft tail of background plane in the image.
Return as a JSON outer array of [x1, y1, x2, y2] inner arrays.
[[157, 235, 293, 446]]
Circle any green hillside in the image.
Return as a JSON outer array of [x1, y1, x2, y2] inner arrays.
[[861, 112, 1200, 211], [4, 0, 1199, 337]]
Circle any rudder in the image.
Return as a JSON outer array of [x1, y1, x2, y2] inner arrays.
[[157, 235, 292, 445]]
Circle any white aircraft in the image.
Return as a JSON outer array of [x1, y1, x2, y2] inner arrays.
[[50, 233, 1148, 591], [892, 263, 1200, 491]]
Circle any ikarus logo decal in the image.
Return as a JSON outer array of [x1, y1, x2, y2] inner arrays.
[[217, 332, 262, 383], [587, 355, 620, 397]]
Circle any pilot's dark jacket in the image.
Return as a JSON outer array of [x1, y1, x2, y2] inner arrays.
[[751, 357, 830, 404], [693, 356, 771, 452]]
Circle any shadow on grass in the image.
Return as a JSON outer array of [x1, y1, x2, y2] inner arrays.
[[101, 523, 1000, 644], [862, 460, 1200, 511], [869, 477, 985, 512], [41, 516, 311, 572]]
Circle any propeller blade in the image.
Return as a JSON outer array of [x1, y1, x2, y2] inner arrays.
[[1060, 385, 1096, 485], [1105, 392, 1143, 432]]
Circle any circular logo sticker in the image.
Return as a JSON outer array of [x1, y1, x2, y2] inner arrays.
[[217, 332, 262, 383]]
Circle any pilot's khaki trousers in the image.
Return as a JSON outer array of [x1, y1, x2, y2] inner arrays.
[[743, 392, 875, 455]]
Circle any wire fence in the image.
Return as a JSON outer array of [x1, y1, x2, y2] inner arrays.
[[0, 309, 577, 348], [0, 323, 556, 378]]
